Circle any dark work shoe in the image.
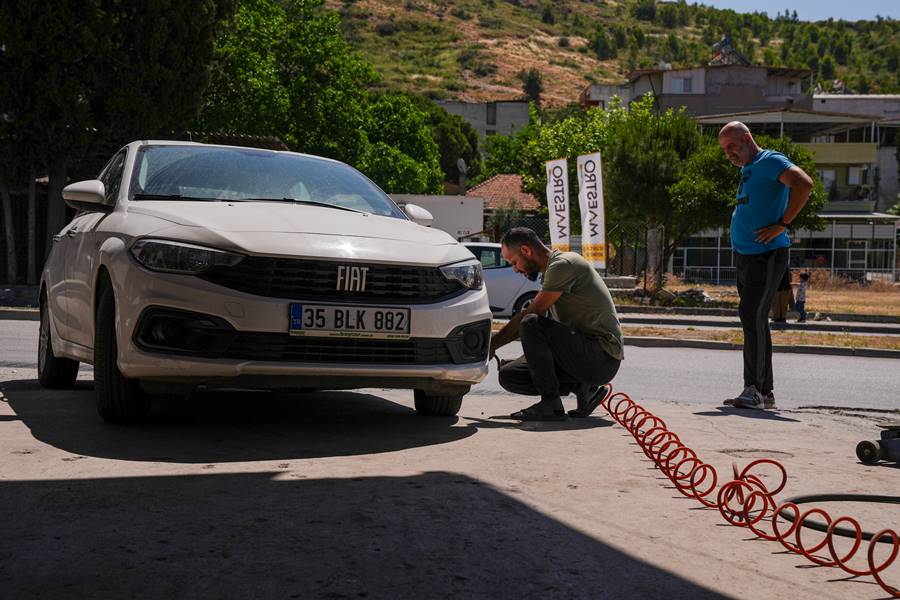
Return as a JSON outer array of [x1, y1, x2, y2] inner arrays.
[[568, 385, 609, 418]]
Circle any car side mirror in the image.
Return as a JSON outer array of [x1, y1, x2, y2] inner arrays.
[[63, 179, 110, 213], [403, 203, 434, 227]]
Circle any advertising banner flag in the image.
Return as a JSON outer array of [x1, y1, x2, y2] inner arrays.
[[576, 152, 606, 269], [545, 158, 570, 252]]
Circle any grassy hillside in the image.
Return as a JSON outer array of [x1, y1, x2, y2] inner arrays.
[[325, 0, 900, 106]]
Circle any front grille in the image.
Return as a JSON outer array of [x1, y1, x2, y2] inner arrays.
[[220, 333, 454, 364], [200, 257, 464, 303]]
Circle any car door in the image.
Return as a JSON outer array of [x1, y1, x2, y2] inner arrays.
[[64, 150, 125, 348]]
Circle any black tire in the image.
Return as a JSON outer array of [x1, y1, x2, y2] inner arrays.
[[37, 296, 79, 389], [94, 286, 150, 424], [512, 292, 537, 316], [856, 440, 883, 465], [414, 389, 464, 417]]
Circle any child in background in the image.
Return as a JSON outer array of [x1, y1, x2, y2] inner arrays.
[[795, 272, 809, 323]]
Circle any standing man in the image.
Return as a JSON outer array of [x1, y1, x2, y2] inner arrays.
[[490, 227, 623, 421], [719, 121, 812, 409]]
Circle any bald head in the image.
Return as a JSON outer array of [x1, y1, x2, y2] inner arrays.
[[718, 121, 750, 138], [718, 121, 759, 167]]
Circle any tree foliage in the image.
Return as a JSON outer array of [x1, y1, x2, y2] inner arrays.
[[0, 0, 233, 280], [197, 0, 375, 164]]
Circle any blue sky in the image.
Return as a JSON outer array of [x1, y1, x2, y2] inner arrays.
[[693, 0, 898, 22]]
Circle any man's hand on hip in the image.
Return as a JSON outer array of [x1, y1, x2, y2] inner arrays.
[[755, 223, 786, 244]]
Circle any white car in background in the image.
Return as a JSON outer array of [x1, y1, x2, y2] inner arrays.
[[39, 141, 491, 422], [463, 242, 542, 317]]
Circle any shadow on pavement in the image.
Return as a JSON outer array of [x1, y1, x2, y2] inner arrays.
[[466, 415, 615, 432], [693, 407, 800, 423], [0, 471, 729, 600], [1, 379, 476, 463]]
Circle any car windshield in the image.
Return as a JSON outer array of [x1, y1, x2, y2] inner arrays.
[[129, 145, 406, 218]]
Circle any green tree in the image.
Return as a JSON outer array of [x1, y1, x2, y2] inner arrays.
[[820, 55, 836, 81], [600, 96, 702, 282], [633, 0, 656, 21], [591, 29, 617, 60], [359, 93, 443, 193], [197, 0, 376, 164], [517, 68, 543, 105], [0, 0, 233, 279], [401, 94, 482, 185]]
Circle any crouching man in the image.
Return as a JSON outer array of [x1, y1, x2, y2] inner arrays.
[[490, 227, 624, 421]]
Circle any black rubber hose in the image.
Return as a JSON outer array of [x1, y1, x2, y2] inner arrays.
[[778, 494, 900, 542]]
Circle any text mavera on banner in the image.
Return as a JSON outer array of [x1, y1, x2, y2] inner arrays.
[[576, 152, 606, 269], [545, 158, 570, 252]]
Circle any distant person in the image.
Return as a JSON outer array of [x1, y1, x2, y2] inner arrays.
[[718, 121, 812, 410], [770, 267, 792, 324], [490, 227, 623, 421], [795, 272, 809, 323]]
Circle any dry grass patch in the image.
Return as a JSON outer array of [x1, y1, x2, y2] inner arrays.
[[665, 280, 900, 317], [622, 326, 900, 351]]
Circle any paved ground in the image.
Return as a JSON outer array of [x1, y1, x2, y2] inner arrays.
[[1, 324, 898, 599]]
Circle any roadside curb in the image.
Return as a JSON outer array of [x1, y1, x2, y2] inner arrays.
[[624, 336, 900, 359], [0, 308, 38, 321]]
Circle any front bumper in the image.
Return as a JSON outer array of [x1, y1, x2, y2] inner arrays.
[[112, 256, 491, 388]]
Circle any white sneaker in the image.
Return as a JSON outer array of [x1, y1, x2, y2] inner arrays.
[[724, 386, 775, 409], [723, 385, 758, 407]]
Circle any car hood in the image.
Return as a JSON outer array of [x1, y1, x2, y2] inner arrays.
[[127, 201, 471, 266]]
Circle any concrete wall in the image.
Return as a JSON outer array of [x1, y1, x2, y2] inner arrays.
[[661, 68, 706, 95], [436, 101, 530, 139], [813, 95, 900, 119], [655, 67, 810, 115]]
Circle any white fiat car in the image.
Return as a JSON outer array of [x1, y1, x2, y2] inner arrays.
[[39, 141, 491, 423]]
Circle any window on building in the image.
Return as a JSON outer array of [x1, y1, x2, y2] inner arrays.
[[847, 166, 868, 186], [674, 77, 692, 93], [486, 102, 497, 126]]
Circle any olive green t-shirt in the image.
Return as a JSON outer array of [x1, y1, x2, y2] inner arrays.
[[540, 250, 624, 360]]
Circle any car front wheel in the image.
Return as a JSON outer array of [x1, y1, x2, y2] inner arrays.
[[513, 291, 537, 316], [37, 296, 79, 389], [414, 389, 464, 417], [94, 287, 150, 424]]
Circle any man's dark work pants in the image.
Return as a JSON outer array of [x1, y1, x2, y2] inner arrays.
[[498, 314, 621, 406], [735, 247, 789, 394]]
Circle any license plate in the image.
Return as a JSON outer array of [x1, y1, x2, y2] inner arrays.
[[289, 304, 411, 339]]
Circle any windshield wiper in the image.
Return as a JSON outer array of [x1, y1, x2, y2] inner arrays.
[[132, 193, 219, 201], [230, 197, 364, 213]]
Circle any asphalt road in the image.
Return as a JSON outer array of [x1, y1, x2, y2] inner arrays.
[[3, 319, 898, 410], [2, 320, 898, 599]]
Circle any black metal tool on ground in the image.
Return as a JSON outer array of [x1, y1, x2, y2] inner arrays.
[[856, 422, 900, 465]]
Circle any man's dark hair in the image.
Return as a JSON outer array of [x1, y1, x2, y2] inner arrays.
[[500, 227, 543, 251], [800, 272, 810, 281]]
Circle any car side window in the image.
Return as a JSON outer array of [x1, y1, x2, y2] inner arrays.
[[98, 151, 127, 206], [476, 248, 510, 269]]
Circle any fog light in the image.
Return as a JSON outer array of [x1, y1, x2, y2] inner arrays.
[[445, 320, 491, 364], [150, 321, 184, 345], [463, 331, 482, 351], [135, 307, 235, 356]]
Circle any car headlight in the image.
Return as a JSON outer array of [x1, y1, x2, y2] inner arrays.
[[440, 259, 483, 290], [130, 239, 244, 274]]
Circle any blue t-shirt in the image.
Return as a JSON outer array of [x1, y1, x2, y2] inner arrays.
[[730, 149, 793, 255]]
